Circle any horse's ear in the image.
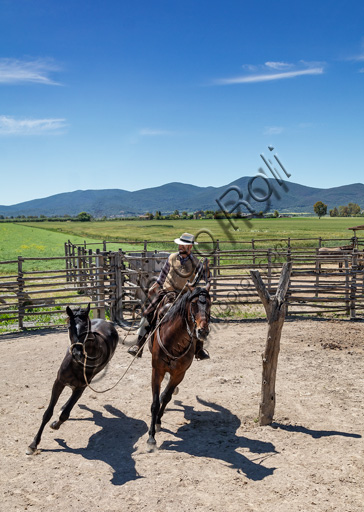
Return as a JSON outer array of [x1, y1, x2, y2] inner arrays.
[[66, 306, 73, 318], [86, 303, 91, 315], [205, 281, 211, 293]]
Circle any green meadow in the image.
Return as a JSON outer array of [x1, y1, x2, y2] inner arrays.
[[0, 216, 361, 272], [25, 216, 361, 248]]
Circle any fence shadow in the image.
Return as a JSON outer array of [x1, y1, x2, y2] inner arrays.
[[159, 396, 277, 481], [42, 404, 148, 486], [271, 422, 362, 439]]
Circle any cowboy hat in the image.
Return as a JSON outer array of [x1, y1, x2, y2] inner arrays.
[[174, 232, 198, 245]]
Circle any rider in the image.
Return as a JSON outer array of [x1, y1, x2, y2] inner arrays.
[[127, 232, 211, 360]]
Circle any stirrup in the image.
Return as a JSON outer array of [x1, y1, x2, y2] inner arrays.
[[127, 345, 143, 358], [195, 348, 210, 360]]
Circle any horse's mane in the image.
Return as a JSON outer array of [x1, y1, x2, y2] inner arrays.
[[161, 287, 208, 324]]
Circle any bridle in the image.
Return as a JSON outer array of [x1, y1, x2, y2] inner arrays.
[[156, 289, 210, 362], [68, 316, 97, 363]]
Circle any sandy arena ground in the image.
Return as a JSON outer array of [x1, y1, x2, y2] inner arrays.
[[0, 317, 363, 512]]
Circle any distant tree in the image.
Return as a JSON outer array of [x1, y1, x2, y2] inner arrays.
[[329, 207, 339, 217], [338, 205, 349, 217], [174, 210, 180, 217], [77, 211, 92, 222], [155, 210, 162, 219], [273, 210, 279, 218], [348, 202, 361, 216], [313, 201, 327, 219], [182, 211, 188, 218]]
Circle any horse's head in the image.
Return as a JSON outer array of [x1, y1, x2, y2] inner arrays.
[[188, 284, 211, 341], [66, 304, 91, 359]]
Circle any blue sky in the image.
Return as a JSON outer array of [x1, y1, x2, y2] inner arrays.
[[0, 0, 364, 205]]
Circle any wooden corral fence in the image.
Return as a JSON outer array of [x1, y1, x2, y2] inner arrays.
[[1, 236, 364, 332]]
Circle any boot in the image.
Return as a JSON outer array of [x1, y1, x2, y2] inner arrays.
[[195, 340, 210, 360], [127, 334, 146, 358]]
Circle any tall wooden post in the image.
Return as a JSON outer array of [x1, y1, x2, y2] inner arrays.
[[17, 256, 25, 330], [250, 262, 292, 426], [350, 250, 358, 320]]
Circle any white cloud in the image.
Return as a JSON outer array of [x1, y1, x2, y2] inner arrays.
[[139, 128, 174, 136], [264, 126, 284, 135], [265, 61, 292, 70], [215, 66, 324, 85], [0, 116, 67, 135], [0, 58, 61, 85]]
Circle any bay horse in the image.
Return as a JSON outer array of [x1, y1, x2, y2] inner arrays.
[[27, 304, 119, 454], [147, 284, 211, 446]]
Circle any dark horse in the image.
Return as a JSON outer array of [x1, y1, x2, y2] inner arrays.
[[148, 285, 211, 446], [27, 304, 119, 454]]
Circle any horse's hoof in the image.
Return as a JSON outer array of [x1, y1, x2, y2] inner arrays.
[[173, 386, 179, 396], [147, 436, 157, 446], [50, 421, 60, 430], [26, 445, 37, 455]]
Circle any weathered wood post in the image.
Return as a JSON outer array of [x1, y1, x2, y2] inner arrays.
[[345, 256, 350, 316], [250, 261, 292, 426], [95, 249, 105, 319], [17, 256, 25, 329], [350, 250, 358, 320]]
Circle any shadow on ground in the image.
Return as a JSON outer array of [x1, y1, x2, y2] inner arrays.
[[42, 404, 148, 486], [159, 396, 278, 481], [271, 422, 362, 439]]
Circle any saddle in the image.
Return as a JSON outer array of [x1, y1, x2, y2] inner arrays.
[[147, 291, 177, 351]]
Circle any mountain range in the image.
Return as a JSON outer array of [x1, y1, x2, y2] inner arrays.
[[1, 177, 363, 217]]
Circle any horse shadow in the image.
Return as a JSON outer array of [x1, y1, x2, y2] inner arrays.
[[159, 397, 277, 481], [42, 404, 148, 486]]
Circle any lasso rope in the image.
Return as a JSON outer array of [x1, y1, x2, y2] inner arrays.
[[67, 257, 207, 394], [67, 277, 194, 394]]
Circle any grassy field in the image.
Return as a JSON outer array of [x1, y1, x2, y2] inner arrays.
[[0, 217, 361, 269], [23, 216, 361, 250], [0, 223, 126, 273]]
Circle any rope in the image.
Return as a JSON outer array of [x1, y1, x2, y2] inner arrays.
[[67, 279, 193, 394]]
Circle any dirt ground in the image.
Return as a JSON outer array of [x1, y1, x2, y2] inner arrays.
[[0, 317, 363, 512]]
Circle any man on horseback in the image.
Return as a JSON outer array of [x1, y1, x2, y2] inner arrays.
[[127, 232, 211, 360]]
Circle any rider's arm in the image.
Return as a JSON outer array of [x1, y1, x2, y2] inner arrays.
[[156, 258, 171, 287]]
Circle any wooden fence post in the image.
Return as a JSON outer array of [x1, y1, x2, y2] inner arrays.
[[267, 249, 272, 294], [315, 248, 320, 297], [250, 262, 292, 426], [345, 256, 350, 316], [95, 250, 105, 319], [350, 251, 357, 320], [17, 256, 25, 330]]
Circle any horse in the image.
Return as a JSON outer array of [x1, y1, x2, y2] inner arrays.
[[318, 242, 355, 271], [27, 304, 119, 455], [147, 284, 211, 446]]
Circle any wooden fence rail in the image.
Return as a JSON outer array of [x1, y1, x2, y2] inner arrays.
[[1, 237, 364, 332]]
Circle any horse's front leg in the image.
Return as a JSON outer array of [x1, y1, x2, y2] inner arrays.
[[148, 367, 164, 445], [157, 371, 185, 428], [27, 379, 65, 454], [50, 386, 85, 430]]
